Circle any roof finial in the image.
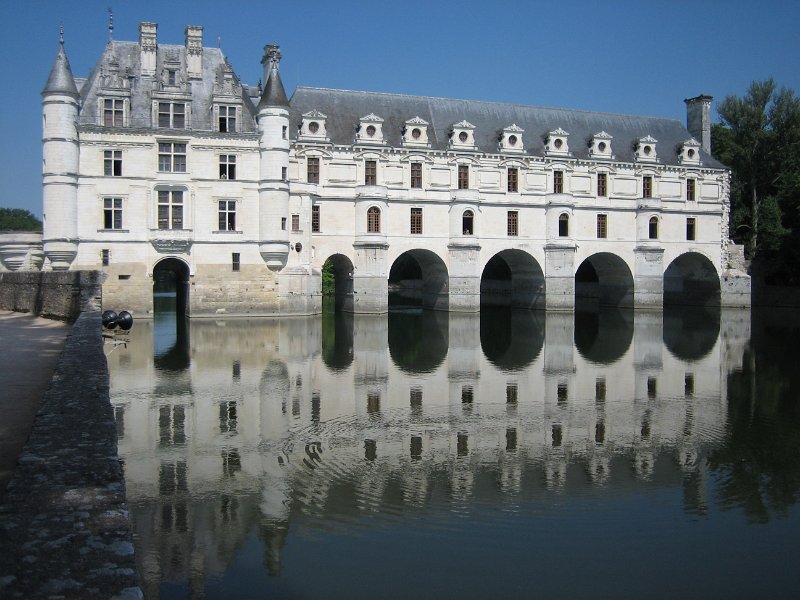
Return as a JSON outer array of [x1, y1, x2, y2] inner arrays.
[[266, 43, 281, 69], [108, 7, 114, 41], [59, 22, 64, 46], [217, 36, 221, 49]]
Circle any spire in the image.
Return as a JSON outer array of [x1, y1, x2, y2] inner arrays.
[[42, 30, 79, 97], [108, 8, 114, 41], [258, 44, 289, 109]]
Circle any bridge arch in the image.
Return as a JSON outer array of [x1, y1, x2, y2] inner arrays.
[[322, 253, 355, 312], [480, 249, 545, 309], [664, 252, 720, 306], [388, 249, 449, 310], [575, 252, 634, 308], [152, 257, 191, 317]]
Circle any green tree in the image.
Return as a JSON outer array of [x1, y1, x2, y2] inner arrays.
[[0, 208, 42, 231], [712, 79, 800, 281], [321, 258, 335, 296]]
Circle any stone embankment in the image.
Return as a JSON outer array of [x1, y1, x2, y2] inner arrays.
[[0, 310, 141, 599]]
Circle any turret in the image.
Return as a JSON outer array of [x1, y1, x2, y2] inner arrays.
[[41, 30, 80, 270], [257, 44, 291, 270]]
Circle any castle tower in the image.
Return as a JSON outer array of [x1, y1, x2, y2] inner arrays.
[[257, 44, 290, 270], [41, 31, 80, 270]]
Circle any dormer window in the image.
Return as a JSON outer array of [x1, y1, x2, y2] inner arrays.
[[679, 138, 702, 165], [218, 105, 237, 133], [635, 135, 659, 163], [450, 121, 476, 150], [499, 124, 524, 153], [158, 102, 186, 129], [545, 128, 570, 156], [589, 131, 614, 159], [356, 114, 385, 144], [299, 110, 329, 141], [103, 99, 125, 127], [167, 69, 177, 86]]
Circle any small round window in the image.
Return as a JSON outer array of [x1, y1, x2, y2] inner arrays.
[[411, 128, 421, 139], [687, 149, 695, 158], [554, 138, 563, 149], [643, 145, 652, 155], [308, 121, 319, 134], [598, 142, 607, 152], [508, 135, 518, 146], [366, 125, 376, 137], [459, 131, 468, 143]]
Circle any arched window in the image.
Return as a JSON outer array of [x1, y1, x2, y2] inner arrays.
[[367, 206, 381, 233], [648, 216, 659, 239], [462, 210, 474, 235], [558, 213, 569, 237]]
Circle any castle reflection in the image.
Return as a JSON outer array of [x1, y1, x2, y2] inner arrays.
[[108, 307, 750, 595]]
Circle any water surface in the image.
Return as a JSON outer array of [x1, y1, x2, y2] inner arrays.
[[108, 305, 800, 599]]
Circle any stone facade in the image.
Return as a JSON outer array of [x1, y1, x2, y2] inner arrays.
[[40, 22, 750, 316]]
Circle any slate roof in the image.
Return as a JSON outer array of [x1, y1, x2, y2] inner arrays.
[[42, 44, 79, 97], [289, 86, 725, 169]]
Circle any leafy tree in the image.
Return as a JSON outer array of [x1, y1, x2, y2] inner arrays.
[[321, 258, 335, 296], [0, 208, 42, 231], [712, 79, 800, 282]]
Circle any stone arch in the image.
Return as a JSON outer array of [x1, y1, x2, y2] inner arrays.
[[664, 252, 720, 306], [480, 249, 545, 309], [153, 257, 191, 317], [575, 252, 634, 308], [480, 308, 544, 371], [388, 249, 449, 310], [322, 253, 355, 312]]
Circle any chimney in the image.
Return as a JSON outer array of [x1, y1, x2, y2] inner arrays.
[[139, 22, 157, 76], [185, 25, 203, 79], [684, 95, 713, 155]]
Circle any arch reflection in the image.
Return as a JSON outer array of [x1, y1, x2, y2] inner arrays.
[[388, 309, 448, 374], [663, 305, 721, 361], [574, 308, 634, 365], [480, 307, 544, 371]]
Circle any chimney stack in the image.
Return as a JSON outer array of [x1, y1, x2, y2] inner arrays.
[[139, 22, 157, 76], [684, 95, 713, 155], [185, 25, 203, 79]]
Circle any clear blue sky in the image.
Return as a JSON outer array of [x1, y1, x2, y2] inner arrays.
[[2, 0, 798, 218]]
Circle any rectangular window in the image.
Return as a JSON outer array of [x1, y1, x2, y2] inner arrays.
[[158, 190, 184, 230], [166, 69, 177, 86], [553, 170, 564, 193], [643, 175, 653, 198], [312, 205, 320, 233], [231, 253, 240, 272], [219, 155, 236, 179], [101, 249, 110, 267], [104, 150, 122, 177], [282, 166, 287, 180], [291, 214, 300, 232], [687, 178, 696, 201], [218, 105, 236, 133], [508, 167, 519, 193], [158, 102, 185, 129], [365, 160, 377, 185], [218, 200, 236, 231], [282, 125, 288, 140], [103, 98, 124, 127], [281, 217, 287, 230], [307, 157, 319, 184], [410, 162, 422, 189], [410, 207, 423, 235], [507, 210, 518, 236], [597, 172, 607, 197], [103, 197, 123, 230], [458, 164, 469, 190], [596, 213, 607, 239], [158, 142, 186, 173], [686, 217, 696, 241]]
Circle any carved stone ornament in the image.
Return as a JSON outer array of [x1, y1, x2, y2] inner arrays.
[[151, 238, 193, 254]]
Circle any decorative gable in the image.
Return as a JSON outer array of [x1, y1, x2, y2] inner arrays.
[[678, 137, 702, 165], [635, 135, 659, 163], [356, 113, 385, 144], [450, 120, 476, 150], [402, 116, 430, 147], [298, 109, 329, 141], [545, 128, 570, 156], [588, 131, 614, 160], [499, 124, 524, 153]]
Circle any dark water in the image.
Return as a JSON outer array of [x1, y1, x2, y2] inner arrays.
[[107, 303, 800, 599]]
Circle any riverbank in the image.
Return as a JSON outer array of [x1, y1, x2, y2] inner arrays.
[[0, 311, 141, 599]]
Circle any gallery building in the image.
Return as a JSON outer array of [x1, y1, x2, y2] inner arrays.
[[33, 21, 750, 316]]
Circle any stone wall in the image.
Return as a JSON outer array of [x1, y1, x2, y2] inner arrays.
[[0, 271, 104, 321], [0, 311, 141, 599]]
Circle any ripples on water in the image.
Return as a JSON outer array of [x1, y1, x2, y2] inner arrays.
[[107, 305, 800, 599]]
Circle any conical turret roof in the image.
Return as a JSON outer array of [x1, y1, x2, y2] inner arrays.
[[258, 44, 289, 110], [42, 43, 79, 97]]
